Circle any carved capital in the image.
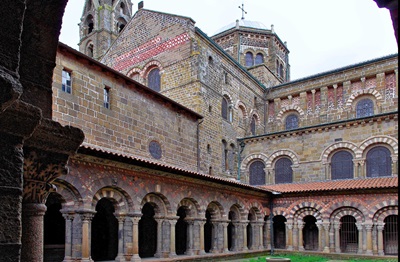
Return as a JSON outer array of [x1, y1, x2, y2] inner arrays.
[[23, 149, 67, 204]]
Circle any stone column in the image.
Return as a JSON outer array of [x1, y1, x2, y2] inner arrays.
[[154, 217, 164, 258], [62, 212, 75, 262], [292, 222, 299, 251], [316, 222, 323, 252], [323, 222, 331, 253], [222, 221, 229, 252], [376, 223, 385, 256], [80, 212, 95, 262], [286, 222, 293, 250], [297, 221, 304, 251], [20, 120, 84, 262], [115, 215, 126, 262], [242, 221, 248, 251], [168, 216, 178, 257], [391, 155, 398, 176], [266, 220, 271, 249], [356, 222, 363, 254], [211, 221, 219, 253], [197, 219, 206, 255], [185, 219, 195, 255], [334, 222, 341, 253], [129, 215, 141, 262], [258, 222, 264, 250], [364, 223, 373, 255], [21, 203, 47, 262]]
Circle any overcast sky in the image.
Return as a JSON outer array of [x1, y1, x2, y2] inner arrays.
[[59, 0, 398, 80]]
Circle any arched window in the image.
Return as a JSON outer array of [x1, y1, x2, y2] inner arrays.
[[275, 157, 293, 184], [356, 98, 374, 118], [222, 140, 228, 171], [221, 96, 232, 122], [255, 53, 264, 65], [87, 43, 94, 57], [366, 146, 392, 177], [120, 2, 127, 15], [279, 64, 284, 77], [276, 60, 279, 75], [148, 68, 160, 92], [285, 114, 298, 130], [249, 160, 265, 185], [86, 15, 94, 34], [250, 116, 256, 135], [245, 52, 254, 67], [331, 151, 354, 180]]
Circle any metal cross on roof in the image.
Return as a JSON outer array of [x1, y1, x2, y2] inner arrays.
[[238, 3, 247, 20]]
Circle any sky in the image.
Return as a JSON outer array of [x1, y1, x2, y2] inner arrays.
[[59, 0, 398, 80]]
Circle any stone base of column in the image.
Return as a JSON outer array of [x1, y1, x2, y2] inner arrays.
[[115, 254, 125, 262], [62, 256, 73, 262], [130, 254, 141, 262], [365, 250, 373, 255], [298, 246, 304, 251], [81, 258, 94, 262], [168, 252, 177, 258], [287, 245, 293, 251], [378, 251, 384, 256], [199, 250, 206, 255], [323, 246, 330, 253]]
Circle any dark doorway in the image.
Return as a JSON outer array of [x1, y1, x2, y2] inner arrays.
[[204, 210, 212, 253], [176, 207, 188, 255], [227, 211, 234, 250], [44, 193, 65, 262], [139, 203, 157, 258], [91, 198, 118, 261], [340, 215, 358, 253], [303, 215, 318, 250], [384, 215, 398, 255], [247, 213, 253, 249], [273, 215, 286, 249]]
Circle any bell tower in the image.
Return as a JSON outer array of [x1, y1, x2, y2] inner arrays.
[[78, 0, 133, 60]]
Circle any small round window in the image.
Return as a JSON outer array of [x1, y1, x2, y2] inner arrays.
[[149, 140, 162, 159]]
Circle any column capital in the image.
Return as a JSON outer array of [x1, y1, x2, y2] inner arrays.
[[363, 222, 374, 230], [333, 222, 341, 230], [77, 210, 96, 221], [376, 222, 385, 231]]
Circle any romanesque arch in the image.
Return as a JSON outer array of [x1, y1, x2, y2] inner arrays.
[[359, 135, 398, 157], [92, 186, 132, 214], [52, 179, 84, 210], [177, 197, 201, 218], [345, 90, 384, 107], [321, 141, 359, 163], [266, 149, 300, 168], [276, 106, 305, 121], [140, 192, 171, 216]]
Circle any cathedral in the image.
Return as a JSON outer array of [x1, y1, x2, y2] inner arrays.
[[0, 1, 397, 262]]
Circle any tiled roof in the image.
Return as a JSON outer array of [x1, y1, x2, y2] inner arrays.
[[77, 144, 270, 193], [260, 177, 398, 193]]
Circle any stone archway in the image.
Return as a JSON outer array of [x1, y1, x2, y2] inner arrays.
[[139, 202, 157, 258], [91, 198, 118, 261], [44, 193, 65, 262]]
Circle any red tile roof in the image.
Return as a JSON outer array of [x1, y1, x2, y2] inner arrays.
[[260, 177, 398, 193]]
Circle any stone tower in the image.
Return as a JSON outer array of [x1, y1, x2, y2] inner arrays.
[[78, 0, 133, 60], [212, 19, 290, 85]]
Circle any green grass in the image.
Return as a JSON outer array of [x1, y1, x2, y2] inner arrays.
[[244, 253, 398, 262]]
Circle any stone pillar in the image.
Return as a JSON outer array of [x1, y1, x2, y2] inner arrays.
[[21, 203, 47, 262], [154, 217, 164, 258], [221, 221, 229, 253], [286, 222, 293, 250], [197, 220, 206, 255], [80, 212, 95, 262], [322, 222, 330, 253], [185, 219, 195, 255], [242, 221, 248, 251], [316, 222, 323, 252], [391, 155, 398, 176], [168, 217, 178, 257], [376, 223, 385, 256], [297, 221, 305, 251], [334, 222, 341, 253], [211, 221, 219, 253], [130, 215, 141, 262], [364, 223, 373, 255], [266, 220, 271, 249], [292, 222, 298, 250], [62, 212, 75, 262], [115, 215, 126, 262], [258, 222, 264, 250], [356, 222, 363, 254]]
